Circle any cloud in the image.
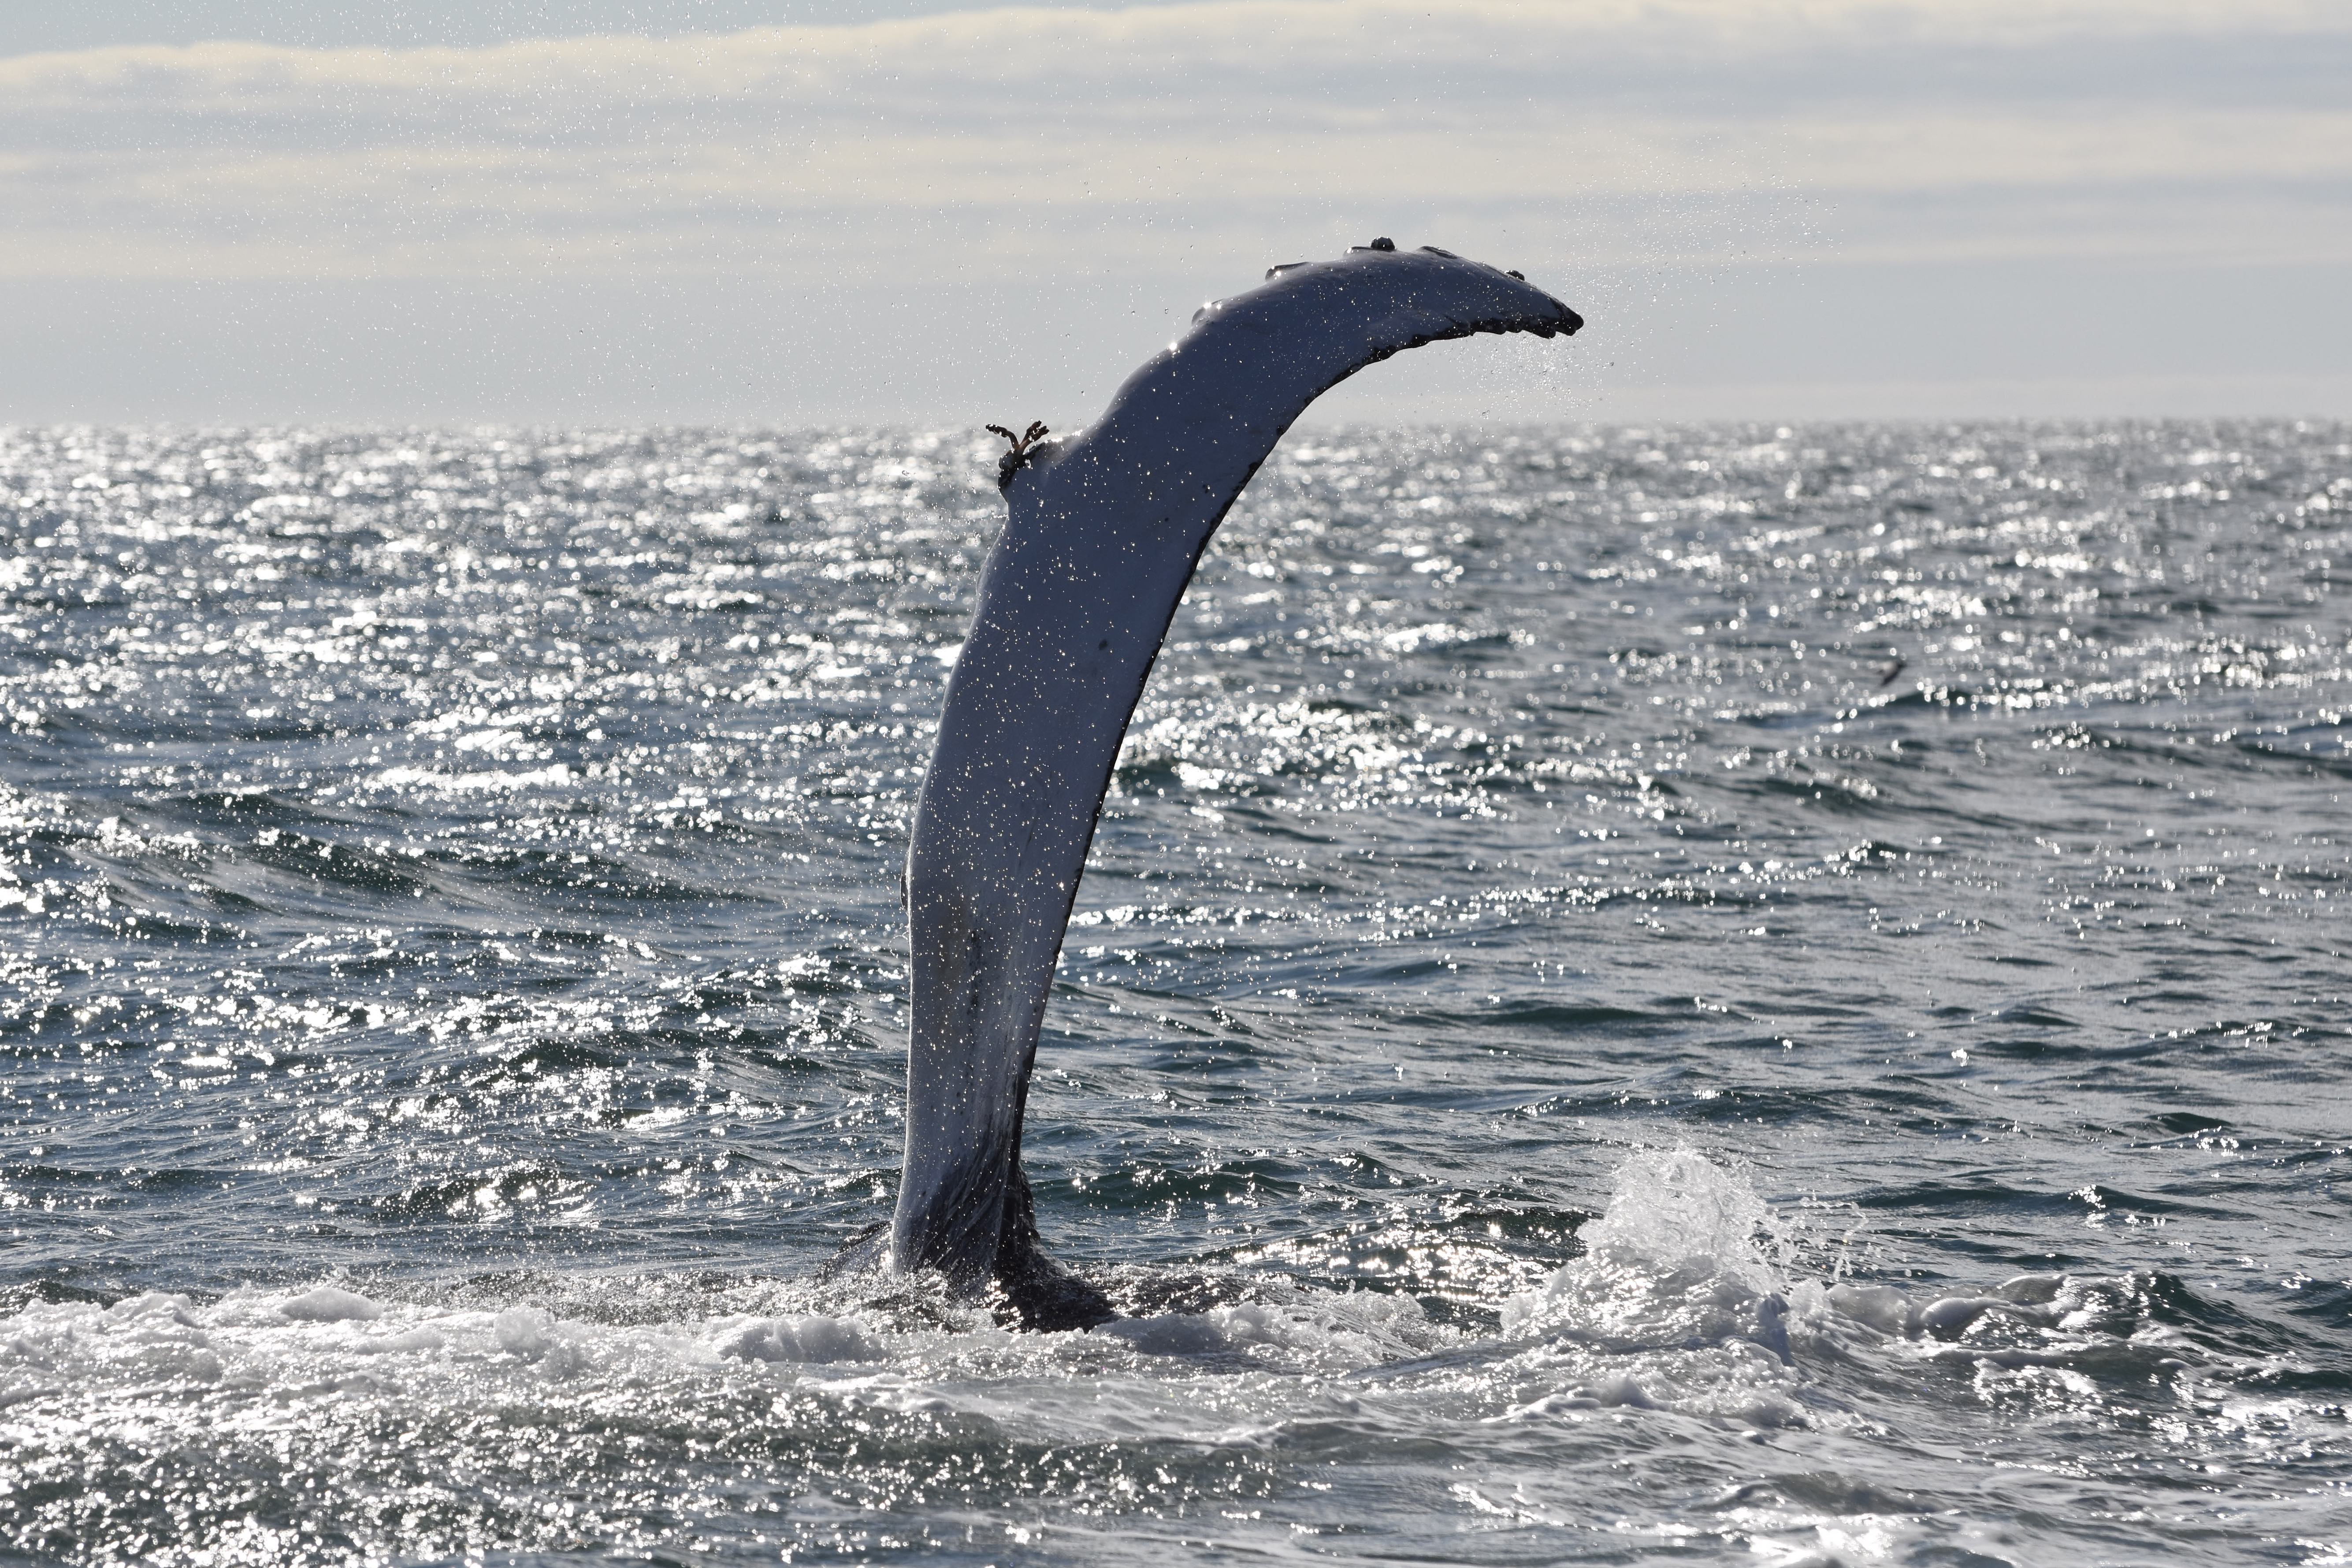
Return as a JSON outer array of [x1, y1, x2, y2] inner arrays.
[[1, 0, 2346, 285], [4, 0, 2345, 425]]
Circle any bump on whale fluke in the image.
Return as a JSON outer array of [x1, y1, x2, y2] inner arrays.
[[829, 241, 1582, 1328]]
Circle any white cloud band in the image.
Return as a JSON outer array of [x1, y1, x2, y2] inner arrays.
[[2, 0, 2346, 284]]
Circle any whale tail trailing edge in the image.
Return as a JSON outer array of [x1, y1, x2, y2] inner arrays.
[[878, 242, 1581, 1319]]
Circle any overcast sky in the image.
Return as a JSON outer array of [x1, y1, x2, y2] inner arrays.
[[3, 0, 2346, 425]]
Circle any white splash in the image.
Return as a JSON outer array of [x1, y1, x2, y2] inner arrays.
[[1495, 1148, 1808, 1427], [1504, 1146, 1789, 1345]]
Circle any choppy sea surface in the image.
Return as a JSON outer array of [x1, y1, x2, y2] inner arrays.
[[0, 420, 2346, 1567]]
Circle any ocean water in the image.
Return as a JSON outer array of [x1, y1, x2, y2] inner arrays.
[[0, 420, 2345, 1566]]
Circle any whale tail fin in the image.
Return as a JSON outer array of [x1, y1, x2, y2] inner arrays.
[[892, 243, 1581, 1326]]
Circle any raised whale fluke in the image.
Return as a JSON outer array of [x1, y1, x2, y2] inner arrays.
[[875, 242, 1582, 1326]]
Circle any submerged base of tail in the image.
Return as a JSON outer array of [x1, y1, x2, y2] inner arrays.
[[826, 1168, 1115, 1332]]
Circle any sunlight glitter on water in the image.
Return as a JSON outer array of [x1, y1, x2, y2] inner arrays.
[[0, 421, 2347, 1563], [2, 1147, 2318, 1564]]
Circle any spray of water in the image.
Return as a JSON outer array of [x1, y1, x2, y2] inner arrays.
[[1504, 1148, 1786, 1335]]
